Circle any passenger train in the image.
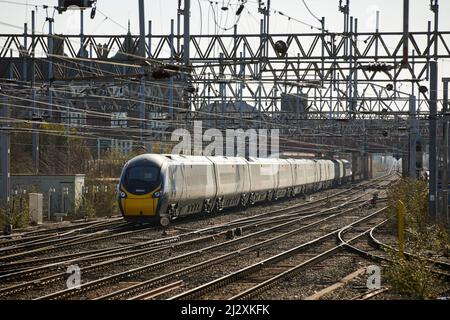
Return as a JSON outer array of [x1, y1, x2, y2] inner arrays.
[[117, 154, 352, 225]]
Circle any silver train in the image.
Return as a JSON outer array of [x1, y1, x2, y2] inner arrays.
[[118, 154, 352, 225]]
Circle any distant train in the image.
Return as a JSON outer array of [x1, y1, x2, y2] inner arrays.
[[117, 154, 352, 225]]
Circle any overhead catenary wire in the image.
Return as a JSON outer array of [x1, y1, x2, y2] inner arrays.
[[0, 5, 438, 132], [0, 80, 412, 157], [301, 0, 322, 23], [0, 36, 376, 132], [0, 0, 440, 172], [0, 80, 400, 152], [0, 56, 428, 132], [0, 88, 413, 154], [1, 114, 393, 155]]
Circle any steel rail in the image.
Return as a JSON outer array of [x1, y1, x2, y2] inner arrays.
[[1, 176, 395, 299], [128, 281, 184, 300], [170, 208, 387, 300], [368, 223, 450, 271], [339, 223, 450, 278], [38, 196, 381, 300], [0, 175, 392, 276], [351, 288, 389, 300]]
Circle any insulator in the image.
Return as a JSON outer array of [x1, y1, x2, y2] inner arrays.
[[419, 86, 428, 94], [236, 4, 245, 15], [90, 7, 96, 19]]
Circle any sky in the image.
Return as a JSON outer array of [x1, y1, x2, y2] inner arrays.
[[0, 0, 449, 95], [0, 0, 448, 35]]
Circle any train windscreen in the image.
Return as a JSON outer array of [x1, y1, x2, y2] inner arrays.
[[123, 165, 160, 194]]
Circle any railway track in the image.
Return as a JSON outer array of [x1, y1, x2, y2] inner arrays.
[[0, 218, 125, 247], [89, 186, 393, 300], [338, 221, 450, 277], [0, 173, 392, 258], [0, 175, 391, 277], [368, 223, 450, 272], [30, 202, 374, 300], [0, 174, 397, 300], [351, 288, 389, 300], [167, 209, 388, 300]]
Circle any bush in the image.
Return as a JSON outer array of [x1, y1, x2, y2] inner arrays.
[[0, 194, 30, 229], [385, 255, 443, 299], [384, 178, 449, 299], [385, 252, 445, 299], [75, 181, 119, 219], [76, 196, 96, 219]]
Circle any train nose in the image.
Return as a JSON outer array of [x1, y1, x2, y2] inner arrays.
[[120, 194, 157, 217]]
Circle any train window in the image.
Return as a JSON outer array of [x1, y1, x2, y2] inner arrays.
[[126, 166, 160, 183], [123, 165, 161, 194]]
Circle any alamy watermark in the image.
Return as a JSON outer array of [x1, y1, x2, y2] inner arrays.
[[170, 121, 280, 159], [66, 265, 81, 290], [366, 265, 381, 290]]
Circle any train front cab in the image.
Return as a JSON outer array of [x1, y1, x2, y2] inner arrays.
[[118, 160, 162, 223]]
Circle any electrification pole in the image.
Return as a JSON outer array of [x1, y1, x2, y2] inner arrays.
[[429, 61, 438, 221], [183, 0, 190, 67], [409, 95, 418, 177], [47, 14, 54, 119], [402, 0, 409, 68], [442, 78, 449, 224], [138, 0, 147, 149], [31, 10, 39, 174], [183, 0, 191, 122], [169, 19, 175, 120], [0, 88, 10, 210], [138, 0, 146, 58], [429, 0, 439, 221]]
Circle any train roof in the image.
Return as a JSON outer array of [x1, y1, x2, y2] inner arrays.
[[126, 154, 350, 167]]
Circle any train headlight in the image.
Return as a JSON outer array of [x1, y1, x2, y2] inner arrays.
[[120, 191, 127, 198], [153, 191, 161, 198]]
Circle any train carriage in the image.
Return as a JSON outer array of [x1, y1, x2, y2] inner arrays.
[[342, 160, 352, 182], [275, 159, 295, 199], [208, 156, 251, 210], [247, 157, 278, 204], [170, 155, 217, 217], [118, 154, 163, 221]]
